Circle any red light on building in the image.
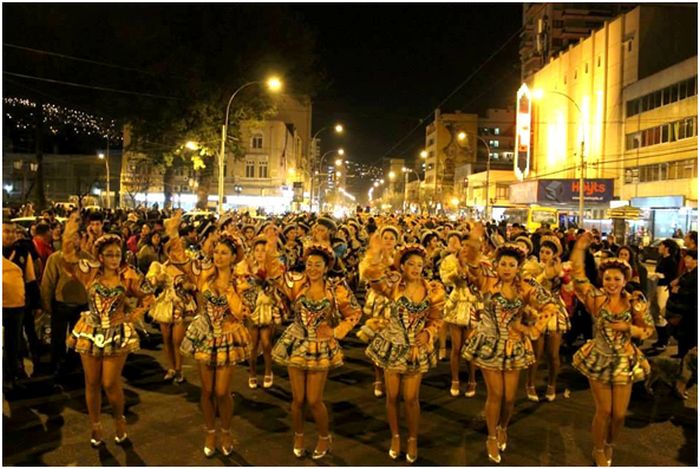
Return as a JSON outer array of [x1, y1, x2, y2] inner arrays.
[[514, 84, 532, 181]]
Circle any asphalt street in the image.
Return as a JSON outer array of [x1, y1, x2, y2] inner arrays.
[[2, 326, 697, 466]]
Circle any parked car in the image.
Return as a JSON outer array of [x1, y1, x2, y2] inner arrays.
[[639, 238, 684, 263]]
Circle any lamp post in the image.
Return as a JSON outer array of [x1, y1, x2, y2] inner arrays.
[[533, 89, 586, 226], [316, 148, 344, 211], [218, 76, 282, 216], [309, 124, 343, 212], [401, 167, 415, 213], [473, 136, 492, 221], [98, 152, 110, 209]]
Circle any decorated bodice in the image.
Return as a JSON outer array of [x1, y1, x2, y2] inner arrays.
[[480, 292, 526, 339], [592, 307, 633, 354], [202, 289, 234, 335], [293, 296, 333, 339], [87, 283, 128, 328], [391, 296, 431, 343]]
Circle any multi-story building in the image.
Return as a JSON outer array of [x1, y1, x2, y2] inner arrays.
[[422, 110, 478, 209], [511, 4, 696, 236], [520, 3, 636, 81], [422, 108, 514, 212], [621, 56, 697, 238]]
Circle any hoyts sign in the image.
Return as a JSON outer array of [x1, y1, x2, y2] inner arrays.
[[537, 179, 614, 203]]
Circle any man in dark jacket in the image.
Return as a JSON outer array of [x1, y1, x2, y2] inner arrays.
[[667, 250, 697, 359]]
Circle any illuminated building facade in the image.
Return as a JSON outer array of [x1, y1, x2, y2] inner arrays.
[[513, 4, 696, 234]]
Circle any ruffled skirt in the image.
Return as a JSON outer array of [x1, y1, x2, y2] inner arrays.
[[67, 314, 139, 357], [461, 331, 535, 371], [180, 315, 251, 367], [365, 335, 436, 374], [572, 340, 651, 385], [272, 324, 344, 371], [443, 289, 477, 327]]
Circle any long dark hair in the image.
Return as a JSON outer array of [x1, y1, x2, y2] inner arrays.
[[661, 239, 681, 264]]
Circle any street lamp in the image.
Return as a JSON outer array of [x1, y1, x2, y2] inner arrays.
[[474, 137, 492, 221], [533, 89, 586, 226], [98, 152, 110, 209], [316, 148, 345, 211], [420, 150, 428, 159], [401, 167, 416, 213], [388, 171, 396, 181], [309, 123, 344, 212], [457, 131, 467, 142], [218, 76, 283, 215], [335, 158, 343, 167]]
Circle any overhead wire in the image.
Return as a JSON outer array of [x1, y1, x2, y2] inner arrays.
[[378, 24, 525, 161], [3, 71, 181, 100]]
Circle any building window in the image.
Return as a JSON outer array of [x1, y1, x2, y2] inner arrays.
[[258, 161, 268, 178], [585, 63, 589, 74], [625, 75, 698, 118], [628, 41, 632, 52], [245, 160, 255, 178], [597, 56, 601, 67], [625, 158, 697, 184], [251, 133, 263, 149]]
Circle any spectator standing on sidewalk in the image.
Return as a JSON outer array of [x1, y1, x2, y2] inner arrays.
[[3, 219, 40, 390], [652, 239, 681, 352], [666, 250, 697, 360], [40, 233, 89, 380]]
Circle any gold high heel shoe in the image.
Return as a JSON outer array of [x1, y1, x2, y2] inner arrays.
[[220, 428, 234, 456], [114, 415, 128, 444], [526, 385, 539, 402], [545, 384, 556, 402], [450, 380, 460, 397], [604, 443, 614, 466], [496, 426, 507, 452], [486, 436, 501, 463], [406, 436, 418, 463], [388, 434, 400, 460], [373, 381, 384, 398], [293, 432, 306, 458], [592, 447, 610, 467], [312, 434, 332, 460], [203, 428, 216, 457], [90, 422, 104, 448]]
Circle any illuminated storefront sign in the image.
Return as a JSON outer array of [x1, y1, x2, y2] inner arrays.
[[509, 178, 614, 204], [514, 83, 532, 181]]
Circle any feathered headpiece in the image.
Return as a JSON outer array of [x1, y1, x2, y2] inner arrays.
[[94, 234, 122, 254], [598, 258, 632, 281], [303, 243, 336, 269], [395, 243, 427, 270], [216, 232, 245, 264], [494, 243, 527, 265]]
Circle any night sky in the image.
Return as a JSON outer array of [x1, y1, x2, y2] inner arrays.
[[4, 3, 523, 185], [290, 3, 523, 165]]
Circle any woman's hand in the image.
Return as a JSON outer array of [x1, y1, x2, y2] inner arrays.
[[333, 322, 353, 340], [574, 232, 593, 251], [470, 222, 485, 240], [164, 210, 183, 239]]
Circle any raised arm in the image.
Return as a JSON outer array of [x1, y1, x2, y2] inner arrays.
[[520, 277, 567, 340], [332, 281, 362, 340], [60, 212, 98, 287], [359, 233, 395, 297], [420, 281, 446, 345], [570, 232, 606, 315]]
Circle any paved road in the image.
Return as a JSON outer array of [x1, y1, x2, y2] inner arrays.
[[3, 327, 696, 466]]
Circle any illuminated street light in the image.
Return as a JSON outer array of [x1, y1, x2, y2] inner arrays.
[[335, 170, 342, 177], [420, 150, 428, 159], [266, 76, 283, 92], [373, 181, 379, 187], [335, 159, 343, 166], [380, 179, 385, 185], [337, 148, 345, 156], [97, 152, 110, 209], [334, 124, 344, 133], [388, 171, 396, 180], [457, 131, 467, 141], [451, 197, 460, 207], [185, 141, 199, 150], [532, 88, 545, 100]]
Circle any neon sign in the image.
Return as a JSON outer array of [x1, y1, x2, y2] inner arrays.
[[514, 83, 532, 181]]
